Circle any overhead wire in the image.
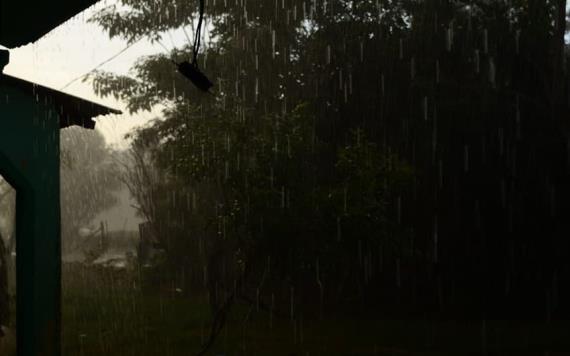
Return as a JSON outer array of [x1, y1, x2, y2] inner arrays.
[[60, 37, 143, 91], [61, 0, 209, 94]]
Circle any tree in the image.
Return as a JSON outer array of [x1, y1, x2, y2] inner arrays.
[[89, 0, 570, 328]]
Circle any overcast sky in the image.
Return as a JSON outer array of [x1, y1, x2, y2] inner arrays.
[[2, 0, 180, 150]]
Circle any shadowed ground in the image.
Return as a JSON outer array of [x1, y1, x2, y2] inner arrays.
[[61, 265, 570, 356]]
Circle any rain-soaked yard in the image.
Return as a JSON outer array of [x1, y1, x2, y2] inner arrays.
[[60, 264, 570, 356]]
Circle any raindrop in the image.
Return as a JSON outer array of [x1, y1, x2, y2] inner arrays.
[[500, 179, 506, 208], [467, 5, 472, 31], [550, 185, 556, 217], [474, 200, 480, 227], [546, 289, 552, 322], [290, 286, 295, 322], [567, 138, 570, 168], [299, 315, 304, 343], [481, 136, 486, 164], [270, 293, 275, 328], [274, 137, 279, 159], [488, 57, 496, 87], [432, 124, 437, 163], [336, 216, 342, 241], [498, 128, 504, 156], [256, 287, 260, 312], [396, 196, 401, 224], [438, 159, 443, 187], [464, 145, 469, 172], [255, 77, 259, 102], [281, 186, 285, 208], [552, 270, 558, 310], [515, 95, 521, 140], [343, 185, 348, 214], [396, 258, 401, 288], [481, 319, 487, 355], [433, 215, 438, 263], [293, 317, 298, 344], [379, 244, 383, 272], [483, 28, 488, 54], [272, 30, 276, 59], [435, 60, 440, 84], [446, 26, 453, 52]]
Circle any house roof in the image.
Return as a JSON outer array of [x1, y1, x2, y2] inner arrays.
[[0, 0, 101, 48], [0, 73, 121, 129]]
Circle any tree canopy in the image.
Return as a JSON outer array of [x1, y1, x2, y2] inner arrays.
[[89, 0, 570, 335]]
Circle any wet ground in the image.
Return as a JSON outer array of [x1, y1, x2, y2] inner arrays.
[[61, 265, 570, 356]]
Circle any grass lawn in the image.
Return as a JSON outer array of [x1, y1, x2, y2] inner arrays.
[[61, 264, 570, 356]]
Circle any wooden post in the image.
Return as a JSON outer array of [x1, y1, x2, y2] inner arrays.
[[0, 81, 61, 356]]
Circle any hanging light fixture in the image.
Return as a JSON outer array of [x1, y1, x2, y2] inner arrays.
[[177, 0, 213, 93], [178, 60, 213, 92]]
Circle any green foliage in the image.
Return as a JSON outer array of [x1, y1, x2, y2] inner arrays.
[[91, 0, 570, 324]]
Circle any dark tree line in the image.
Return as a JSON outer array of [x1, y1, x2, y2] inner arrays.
[[89, 0, 570, 328]]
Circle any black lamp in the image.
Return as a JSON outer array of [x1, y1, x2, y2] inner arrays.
[[177, 61, 213, 92]]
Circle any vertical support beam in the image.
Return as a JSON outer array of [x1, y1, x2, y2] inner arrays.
[[0, 84, 61, 356], [16, 153, 61, 356]]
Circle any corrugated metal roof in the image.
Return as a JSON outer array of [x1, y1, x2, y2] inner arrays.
[[0, 0, 100, 48], [0, 73, 121, 129]]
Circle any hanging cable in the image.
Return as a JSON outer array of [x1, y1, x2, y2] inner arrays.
[[192, 0, 205, 66], [176, 0, 214, 93], [60, 38, 142, 91]]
